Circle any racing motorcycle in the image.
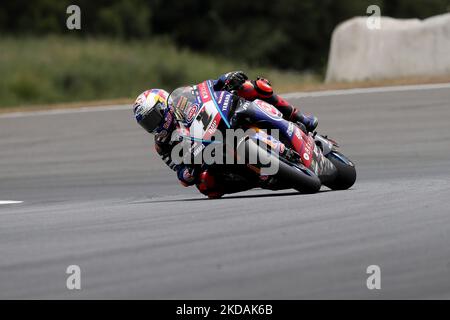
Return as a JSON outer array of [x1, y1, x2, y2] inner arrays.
[[169, 80, 356, 198]]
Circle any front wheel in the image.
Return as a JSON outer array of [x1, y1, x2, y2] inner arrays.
[[324, 151, 356, 190]]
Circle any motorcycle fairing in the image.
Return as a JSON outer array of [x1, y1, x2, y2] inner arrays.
[[172, 81, 234, 145], [232, 99, 314, 167]]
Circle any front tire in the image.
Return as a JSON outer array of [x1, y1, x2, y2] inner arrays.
[[324, 151, 356, 190]]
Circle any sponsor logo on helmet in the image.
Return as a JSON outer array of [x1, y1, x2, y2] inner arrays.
[[135, 96, 144, 105]]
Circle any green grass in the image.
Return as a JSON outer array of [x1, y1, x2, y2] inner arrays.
[[0, 36, 320, 108]]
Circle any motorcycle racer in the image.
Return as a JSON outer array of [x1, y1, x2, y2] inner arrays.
[[133, 71, 319, 197]]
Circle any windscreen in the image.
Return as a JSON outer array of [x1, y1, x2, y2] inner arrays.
[[168, 86, 199, 123]]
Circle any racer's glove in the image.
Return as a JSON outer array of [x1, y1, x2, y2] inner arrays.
[[223, 71, 248, 92], [177, 166, 197, 187], [292, 111, 318, 133]]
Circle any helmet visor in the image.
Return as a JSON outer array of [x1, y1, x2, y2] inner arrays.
[[137, 101, 164, 133]]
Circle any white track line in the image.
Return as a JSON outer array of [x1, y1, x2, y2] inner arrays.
[[1, 83, 449, 119], [0, 200, 24, 205]]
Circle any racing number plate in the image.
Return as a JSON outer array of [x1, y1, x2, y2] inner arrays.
[[188, 101, 220, 141]]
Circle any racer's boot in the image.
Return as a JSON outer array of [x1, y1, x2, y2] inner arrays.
[[291, 111, 318, 133]]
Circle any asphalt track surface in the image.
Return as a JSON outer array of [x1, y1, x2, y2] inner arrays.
[[1, 84, 450, 299]]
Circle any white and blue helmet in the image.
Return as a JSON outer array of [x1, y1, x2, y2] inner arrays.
[[133, 89, 169, 133]]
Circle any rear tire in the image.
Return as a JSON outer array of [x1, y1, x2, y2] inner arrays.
[[277, 160, 321, 193], [324, 152, 356, 190], [244, 139, 321, 194]]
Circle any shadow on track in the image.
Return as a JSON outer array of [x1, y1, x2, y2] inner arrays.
[[135, 189, 333, 204]]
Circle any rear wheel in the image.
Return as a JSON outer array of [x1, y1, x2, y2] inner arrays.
[[324, 151, 356, 190], [277, 160, 321, 193], [244, 139, 321, 194]]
